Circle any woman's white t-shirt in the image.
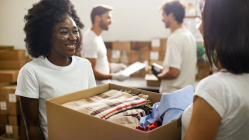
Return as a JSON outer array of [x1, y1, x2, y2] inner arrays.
[[15, 56, 96, 140], [181, 71, 249, 140]]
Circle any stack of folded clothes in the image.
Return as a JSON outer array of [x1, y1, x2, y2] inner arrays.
[[62, 89, 153, 128]]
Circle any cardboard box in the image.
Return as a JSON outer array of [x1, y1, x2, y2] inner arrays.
[[0, 86, 18, 103], [104, 42, 112, 49], [6, 125, 19, 139], [7, 103, 20, 116], [0, 71, 19, 83], [0, 46, 14, 51], [0, 83, 10, 90], [159, 52, 165, 61], [131, 41, 151, 51], [0, 51, 27, 61], [0, 125, 5, 136], [112, 42, 131, 54], [129, 51, 140, 64], [160, 38, 167, 51], [46, 83, 181, 140], [0, 102, 7, 115], [0, 115, 8, 125], [196, 64, 210, 80], [145, 74, 161, 87], [0, 134, 20, 140], [0, 60, 28, 70], [8, 116, 20, 126]]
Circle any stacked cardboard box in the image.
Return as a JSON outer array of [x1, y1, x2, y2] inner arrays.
[[0, 47, 28, 140], [104, 39, 167, 77], [0, 86, 21, 140]]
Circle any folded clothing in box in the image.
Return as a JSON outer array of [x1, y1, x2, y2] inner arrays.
[[62, 89, 148, 120]]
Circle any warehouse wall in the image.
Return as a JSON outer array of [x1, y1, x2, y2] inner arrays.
[[0, 0, 170, 50]]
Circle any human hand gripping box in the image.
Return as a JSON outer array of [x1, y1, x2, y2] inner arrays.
[[46, 83, 182, 140]]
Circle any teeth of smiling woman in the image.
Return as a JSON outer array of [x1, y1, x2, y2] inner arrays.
[[66, 45, 75, 49]]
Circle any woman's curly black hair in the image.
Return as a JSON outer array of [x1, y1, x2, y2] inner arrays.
[[24, 0, 84, 58]]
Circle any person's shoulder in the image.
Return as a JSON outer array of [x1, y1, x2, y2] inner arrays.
[[73, 56, 92, 65], [19, 58, 42, 74]]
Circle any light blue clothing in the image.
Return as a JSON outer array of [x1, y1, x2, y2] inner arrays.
[[140, 85, 194, 128]]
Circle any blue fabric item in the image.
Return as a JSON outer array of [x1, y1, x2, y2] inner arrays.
[[139, 85, 194, 128]]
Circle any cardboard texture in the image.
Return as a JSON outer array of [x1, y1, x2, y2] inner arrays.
[[131, 41, 151, 51], [0, 134, 20, 140], [0, 86, 18, 103], [161, 38, 167, 51], [8, 116, 20, 126], [145, 74, 161, 87], [0, 101, 7, 115], [0, 71, 19, 83], [0, 51, 27, 61], [0, 125, 5, 136], [0, 115, 8, 125], [6, 125, 19, 139], [0, 46, 14, 51], [196, 64, 210, 80], [0, 83, 10, 90], [7, 103, 20, 116], [46, 84, 181, 140], [0, 60, 28, 70], [112, 42, 131, 54]]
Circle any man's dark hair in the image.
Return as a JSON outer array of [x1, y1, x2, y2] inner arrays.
[[91, 4, 113, 24], [24, 0, 84, 58], [203, 0, 249, 74], [161, 1, 185, 24]]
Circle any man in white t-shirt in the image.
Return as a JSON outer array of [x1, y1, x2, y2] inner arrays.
[[81, 5, 129, 83], [154, 1, 197, 93]]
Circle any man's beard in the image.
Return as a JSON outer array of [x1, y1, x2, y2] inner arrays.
[[165, 20, 170, 28], [100, 20, 109, 30]]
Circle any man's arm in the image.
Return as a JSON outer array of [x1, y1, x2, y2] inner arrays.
[[157, 67, 180, 79], [19, 96, 45, 140], [86, 58, 112, 80]]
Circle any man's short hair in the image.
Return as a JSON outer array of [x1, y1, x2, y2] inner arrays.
[[91, 4, 113, 24], [160, 1, 185, 24]]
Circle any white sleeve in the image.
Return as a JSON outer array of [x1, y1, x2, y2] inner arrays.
[[163, 38, 182, 69], [82, 41, 98, 59], [15, 64, 39, 99], [194, 76, 227, 118], [87, 61, 97, 88]]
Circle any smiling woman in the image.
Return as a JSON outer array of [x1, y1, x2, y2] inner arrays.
[[15, 0, 97, 140]]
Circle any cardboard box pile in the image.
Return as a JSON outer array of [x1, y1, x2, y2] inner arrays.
[[46, 83, 181, 140], [0, 86, 22, 140], [0, 47, 28, 140], [105, 39, 167, 77]]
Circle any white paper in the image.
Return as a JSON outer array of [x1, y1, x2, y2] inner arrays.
[[9, 94, 16, 103], [6, 125, 13, 134], [120, 62, 147, 76], [151, 39, 160, 47], [150, 52, 159, 60], [0, 101, 7, 110]]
